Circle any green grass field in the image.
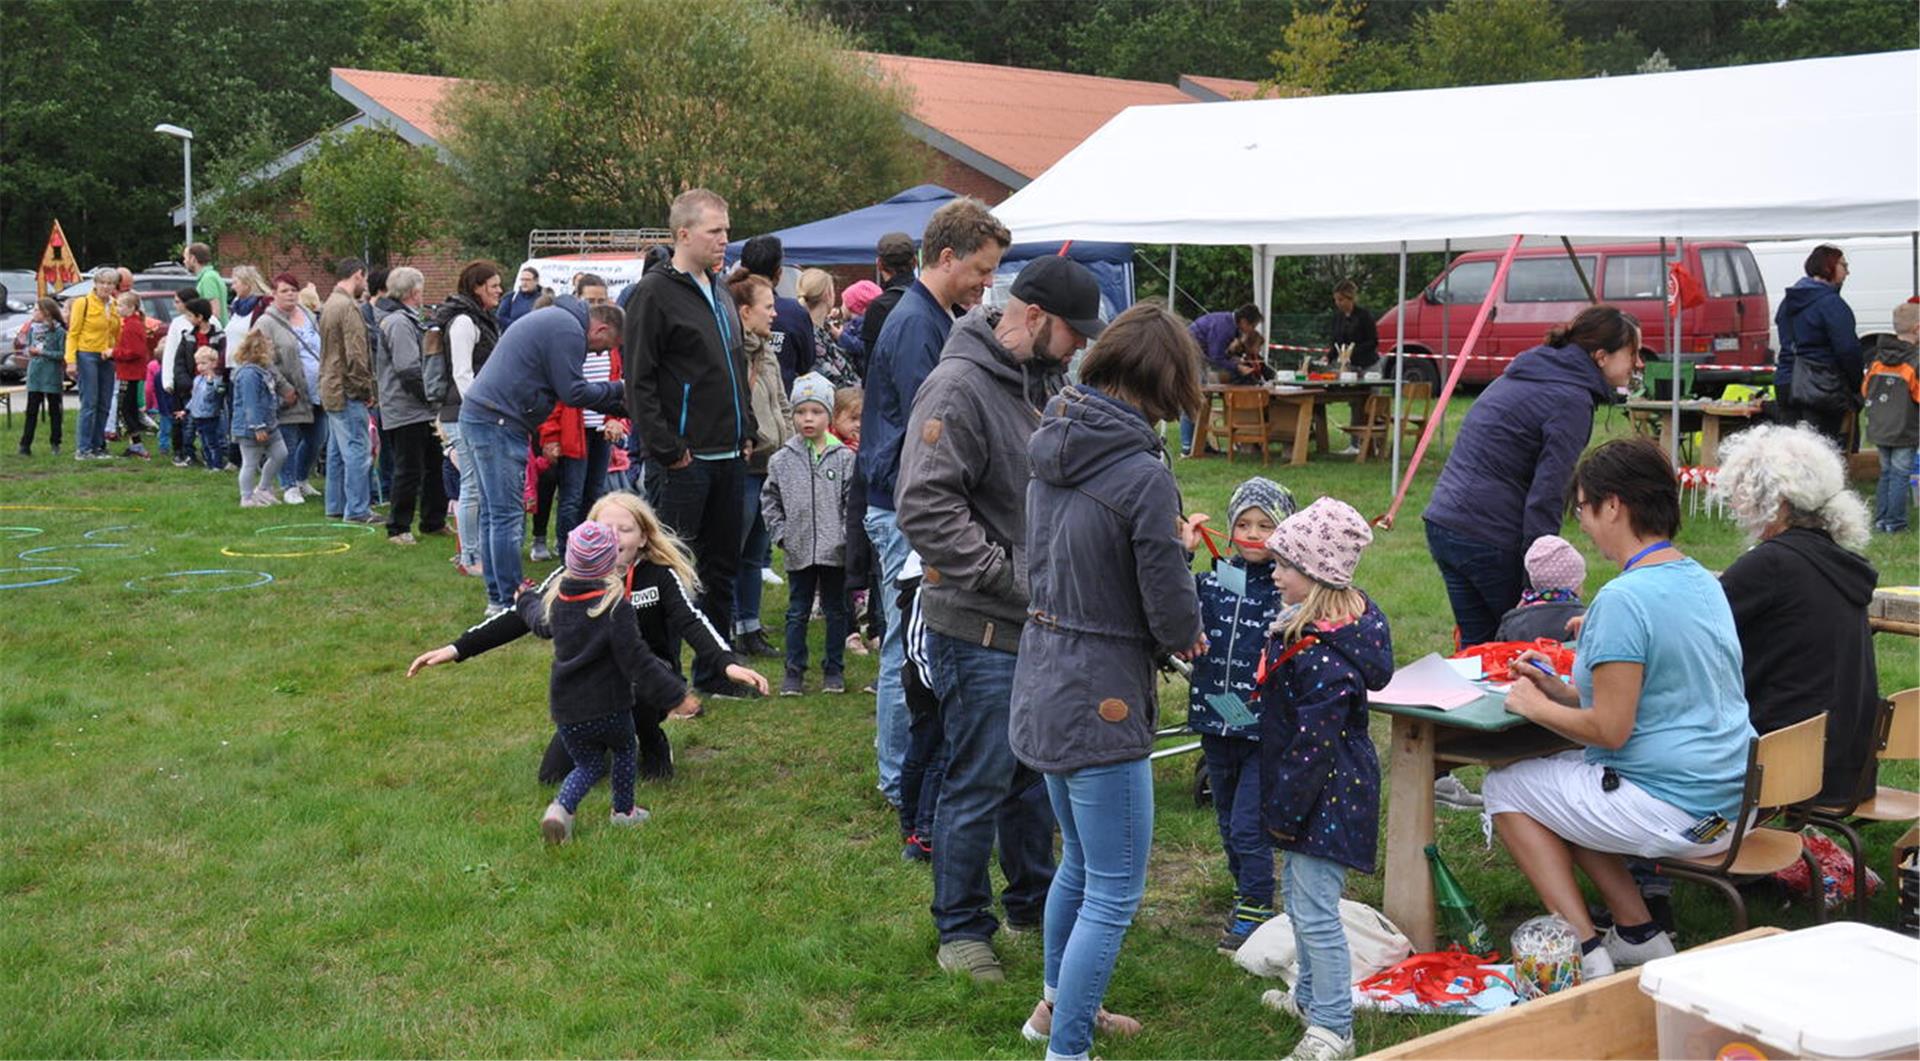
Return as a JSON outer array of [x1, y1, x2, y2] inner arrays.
[[2, 400, 1914, 1057]]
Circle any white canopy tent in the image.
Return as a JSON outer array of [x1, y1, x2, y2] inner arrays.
[[995, 49, 1919, 498]]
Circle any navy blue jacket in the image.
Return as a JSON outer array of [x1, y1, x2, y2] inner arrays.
[[1258, 597, 1394, 873], [861, 280, 953, 511], [1189, 311, 1240, 375], [496, 288, 541, 331], [461, 298, 625, 438], [1774, 277, 1863, 393], [770, 296, 817, 391], [1188, 556, 1279, 739], [1424, 342, 1615, 552], [1010, 386, 1202, 774]]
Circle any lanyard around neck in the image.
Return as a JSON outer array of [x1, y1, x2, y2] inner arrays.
[[1622, 539, 1672, 572]]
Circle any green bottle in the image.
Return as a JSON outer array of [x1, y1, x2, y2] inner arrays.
[[1426, 843, 1494, 953]]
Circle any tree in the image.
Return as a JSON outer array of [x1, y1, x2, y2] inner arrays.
[[295, 127, 446, 268], [435, 0, 926, 261], [1735, 0, 1919, 64], [1408, 0, 1585, 88]]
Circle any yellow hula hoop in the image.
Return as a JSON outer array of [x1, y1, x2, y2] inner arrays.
[[220, 541, 352, 559]]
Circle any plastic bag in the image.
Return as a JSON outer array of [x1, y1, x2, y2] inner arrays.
[[1775, 829, 1882, 909], [1234, 898, 1413, 985], [1452, 638, 1575, 682]]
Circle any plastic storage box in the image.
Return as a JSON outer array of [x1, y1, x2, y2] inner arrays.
[[1639, 923, 1920, 1059]]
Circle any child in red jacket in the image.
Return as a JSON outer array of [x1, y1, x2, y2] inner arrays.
[[110, 291, 153, 457]]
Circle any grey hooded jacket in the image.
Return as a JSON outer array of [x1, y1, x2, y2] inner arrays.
[[895, 306, 1063, 653], [374, 297, 438, 430], [1009, 385, 1203, 774], [762, 433, 856, 570]]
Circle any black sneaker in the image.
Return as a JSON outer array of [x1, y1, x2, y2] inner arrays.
[[737, 629, 779, 658], [780, 673, 804, 697], [697, 678, 762, 701], [822, 673, 847, 694]]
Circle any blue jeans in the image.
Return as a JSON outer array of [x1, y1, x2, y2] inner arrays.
[[1178, 412, 1196, 455], [278, 417, 322, 488], [735, 473, 772, 635], [1424, 519, 1524, 649], [1042, 758, 1152, 1060], [324, 401, 374, 520], [441, 421, 481, 568], [460, 414, 532, 609], [1874, 446, 1915, 532], [864, 505, 915, 803], [925, 629, 1055, 942], [1284, 851, 1353, 1038], [75, 351, 113, 454], [644, 456, 745, 689], [557, 432, 612, 545], [193, 417, 225, 469], [785, 565, 847, 678], [1201, 735, 1274, 906]]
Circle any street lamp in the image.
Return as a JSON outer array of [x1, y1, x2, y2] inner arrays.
[[154, 123, 194, 246]]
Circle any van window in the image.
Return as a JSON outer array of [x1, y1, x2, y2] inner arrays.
[[1505, 257, 1596, 303], [1432, 261, 1495, 304], [1701, 249, 1744, 298], [1605, 255, 1664, 300], [1734, 248, 1764, 296]]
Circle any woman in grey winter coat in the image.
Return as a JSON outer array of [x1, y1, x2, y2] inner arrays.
[[1009, 302, 1206, 1059], [251, 274, 323, 500]]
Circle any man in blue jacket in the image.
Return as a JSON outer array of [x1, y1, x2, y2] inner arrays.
[[460, 297, 627, 618], [497, 267, 544, 331], [860, 196, 1009, 806], [739, 235, 817, 391], [1775, 244, 1862, 446], [624, 188, 760, 699]]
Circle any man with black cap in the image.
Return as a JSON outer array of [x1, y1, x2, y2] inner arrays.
[[895, 254, 1105, 982]]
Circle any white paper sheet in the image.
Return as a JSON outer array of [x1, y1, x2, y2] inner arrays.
[[1369, 653, 1485, 711]]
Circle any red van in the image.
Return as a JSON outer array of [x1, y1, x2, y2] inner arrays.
[[1376, 241, 1771, 388]]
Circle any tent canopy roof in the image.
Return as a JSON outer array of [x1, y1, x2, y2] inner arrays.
[[995, 50, 1920, 254], [728, 184, 1132, 266]]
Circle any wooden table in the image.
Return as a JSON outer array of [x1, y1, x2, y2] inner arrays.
[[1198, 382, 1386, 465], [1870, 586, 1918, 637], [1372, 690, 1576, 952], [1623, 400, 1764, 466]]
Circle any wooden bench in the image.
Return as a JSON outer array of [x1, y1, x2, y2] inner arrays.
[[1366, 927, 1785, 1059], [0, 384, 21, 428]]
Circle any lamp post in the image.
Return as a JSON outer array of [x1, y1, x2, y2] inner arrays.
[[154, 123, 194, 246]]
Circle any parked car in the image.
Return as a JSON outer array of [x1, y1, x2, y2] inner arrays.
[[0, 272, 34, 383], [1375, 241, 1772, 390]]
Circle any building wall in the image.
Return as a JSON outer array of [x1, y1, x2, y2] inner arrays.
[[213, 231, 475, 301], [926, 153, 1016, 206]]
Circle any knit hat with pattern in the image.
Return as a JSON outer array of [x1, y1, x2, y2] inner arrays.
[[1264, 497, 1372, 589], [1227, 476, 1298, 529], [566, 520, 619, 580], [1524, 534, 1585, 593]]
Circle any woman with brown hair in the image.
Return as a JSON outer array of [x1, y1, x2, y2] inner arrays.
[[1008, 300, 1207, 1059]]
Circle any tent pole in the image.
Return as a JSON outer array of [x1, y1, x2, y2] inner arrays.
[[1561, 236, 1596, 303], [1169, 245, 1179, 313], [1667, 237, 1683, 468], [1256, 246, 1274, 358], [1910, 231, 1917, 297], [1391, 240, 1407, 494], [1440, 239, 1452, 375]]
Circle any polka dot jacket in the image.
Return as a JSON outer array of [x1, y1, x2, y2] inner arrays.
[[1256, 595, 1394, 874]]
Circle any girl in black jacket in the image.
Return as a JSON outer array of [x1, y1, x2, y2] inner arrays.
[[407, 491, 769, 780]]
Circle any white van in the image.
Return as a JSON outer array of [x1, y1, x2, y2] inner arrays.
[[1749, 236, 1917, 348]]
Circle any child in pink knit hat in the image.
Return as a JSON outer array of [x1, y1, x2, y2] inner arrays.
[[1254, 497, 1395, 1059], [1492, 534, 1588, 642]]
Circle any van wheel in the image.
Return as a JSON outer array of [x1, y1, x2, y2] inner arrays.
[[1385, 355, 1441, 388]]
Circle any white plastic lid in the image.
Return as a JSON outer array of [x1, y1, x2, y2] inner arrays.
[[1639, 923, 1920, 1058]]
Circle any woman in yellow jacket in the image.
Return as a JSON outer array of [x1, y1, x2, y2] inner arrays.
[[65, 266, 121, 459]]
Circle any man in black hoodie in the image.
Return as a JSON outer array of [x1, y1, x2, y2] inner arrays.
[[624, 188, 760, 699]]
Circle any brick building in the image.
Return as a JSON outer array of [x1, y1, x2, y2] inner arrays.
[[182, 59, 1270, 297]]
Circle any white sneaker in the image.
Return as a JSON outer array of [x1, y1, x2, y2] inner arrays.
[[1434, 775, 1485, 810], [1580, 943, 1617, 981], [609, 807, 651, 827], [761, 568, 784, 586], [1261, 988, 1303, 1021], [299, 481, 320, 498], [282, 486, 305, 505], [1284, 1026, 1355, 1061], [541, 801, 574, 845], [1602, 926, 1675, 968], [251, 488, 282, 506]]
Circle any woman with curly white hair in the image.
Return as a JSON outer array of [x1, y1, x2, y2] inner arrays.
[[1712, 423, 1881, 804]]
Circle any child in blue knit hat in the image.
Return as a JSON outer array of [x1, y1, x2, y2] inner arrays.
[[1181, 475, 1296, 953]]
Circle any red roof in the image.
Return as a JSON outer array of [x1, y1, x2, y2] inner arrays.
[[858, 52, 1197, 181], [328, 56, 1244, 185], [332, 67, 463, 142]]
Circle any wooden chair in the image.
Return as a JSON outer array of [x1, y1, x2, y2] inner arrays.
[[1655, 713, 1827, 931], [1344, 393, 1394, 462], [1398, 381, 1437, 447], [1220, 389, 1279, 465], [1804, 688, 1920, 918]]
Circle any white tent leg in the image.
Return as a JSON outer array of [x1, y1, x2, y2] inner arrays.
[[1392, 240, 1407, 493], [1169, 245, 1179, 313]]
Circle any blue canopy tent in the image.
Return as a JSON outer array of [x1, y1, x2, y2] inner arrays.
[[727, 184, 1135, 320]]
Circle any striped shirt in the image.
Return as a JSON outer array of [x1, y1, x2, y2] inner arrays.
[[581, 350, 612, 429]]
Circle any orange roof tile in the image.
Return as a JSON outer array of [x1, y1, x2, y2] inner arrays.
[[857, 52, 1198, 182], [331, 67, 465, 143]]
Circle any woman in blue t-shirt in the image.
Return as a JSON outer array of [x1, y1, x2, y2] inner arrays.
[[1483, 437, 1754, 983]]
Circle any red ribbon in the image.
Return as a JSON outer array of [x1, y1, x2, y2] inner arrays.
[[1357, 948, 1515, 1007], [1254, 634, 1318, 686]]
